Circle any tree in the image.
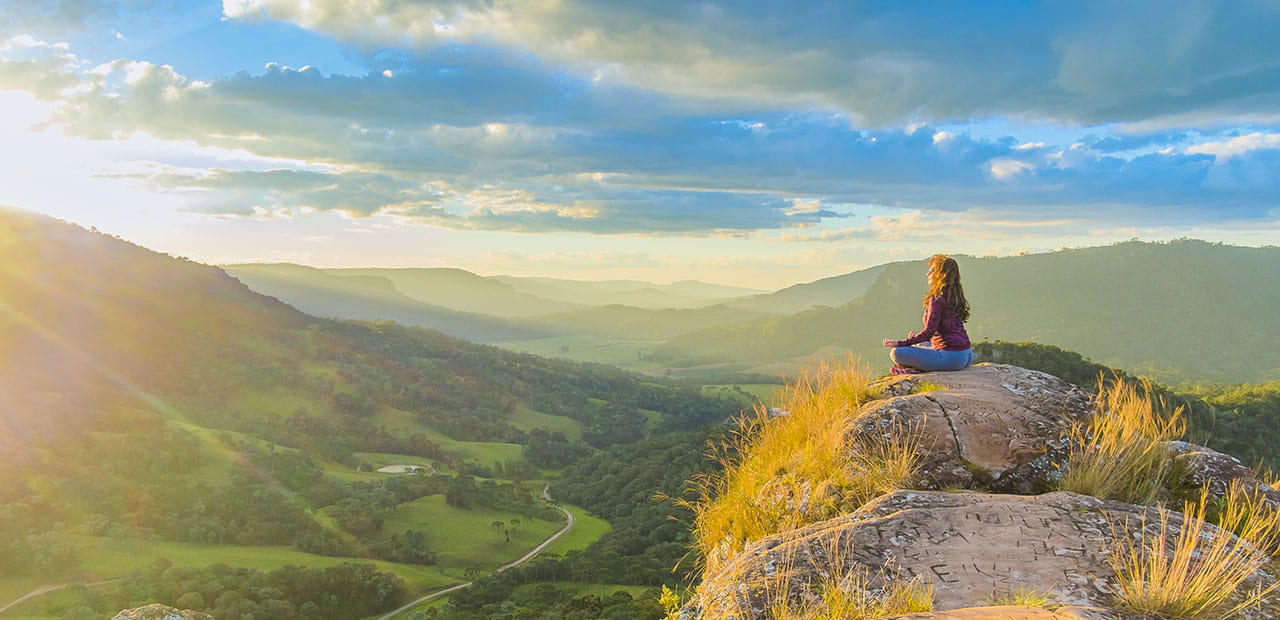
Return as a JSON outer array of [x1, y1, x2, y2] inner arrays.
[[175, 592, 205, 610]]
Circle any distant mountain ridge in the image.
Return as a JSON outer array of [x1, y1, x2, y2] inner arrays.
[[723, 263, 890, 314], [521, 303, 771, 340], [491, 275, 765, 309], [223, 264, 584, 318], [225, 263, 551, 342], [655, 240, 1280, 383]]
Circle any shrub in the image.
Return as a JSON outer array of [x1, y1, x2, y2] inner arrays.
[[1059, 377, 1184, 505]]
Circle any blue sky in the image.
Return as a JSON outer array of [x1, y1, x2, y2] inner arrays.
[[1, 1, 1278, 288]]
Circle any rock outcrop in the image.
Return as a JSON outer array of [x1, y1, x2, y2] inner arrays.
[[683, 364, 1280, 619], [859, 365, 1093, 493], [684, 490, 1277, 618], [1168, 441, 1280, 507], [111, 604, 213, 620]]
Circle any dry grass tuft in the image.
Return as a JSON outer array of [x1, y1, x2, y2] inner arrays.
[[1204, 478, 1280, 556], [685, 357, 924, 575], [1107, 486, 1280, 619], [770, 572, 933, 620], [753, 535, 933, 620], [985, 587, 1058, 609], [1059, 377, 1185, 505]]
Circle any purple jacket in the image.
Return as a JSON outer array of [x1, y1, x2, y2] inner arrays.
[[895, 294, 971, 351]]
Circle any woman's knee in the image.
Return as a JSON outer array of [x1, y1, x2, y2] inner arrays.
[[889, 347, 905, 364]]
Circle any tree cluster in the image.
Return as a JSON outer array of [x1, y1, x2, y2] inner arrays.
[[48, 560, 404, 620]]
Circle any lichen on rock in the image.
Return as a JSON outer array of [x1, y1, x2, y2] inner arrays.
[[111, 604, 213, 620]]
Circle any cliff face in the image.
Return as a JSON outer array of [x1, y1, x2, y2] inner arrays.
[[682, 364, 1280, 619]]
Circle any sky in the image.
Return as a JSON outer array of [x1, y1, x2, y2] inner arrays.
[[1, 1, 1278, 289]]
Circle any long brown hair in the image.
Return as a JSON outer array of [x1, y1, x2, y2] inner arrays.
[[923, 254, 970, 322]]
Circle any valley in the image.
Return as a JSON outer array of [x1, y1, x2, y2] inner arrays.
[[5, 209, 1280, 620], [0, 209, 746, 620]]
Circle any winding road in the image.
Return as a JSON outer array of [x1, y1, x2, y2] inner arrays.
[[1, 488, 576, 620], [0, 580, 118, 617], [375, 485, 575, 620]]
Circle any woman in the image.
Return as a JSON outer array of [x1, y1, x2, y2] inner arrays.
[[882, 254, 973, 374]]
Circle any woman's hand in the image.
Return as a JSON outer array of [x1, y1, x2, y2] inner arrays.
[[883, 338, 897, 348]]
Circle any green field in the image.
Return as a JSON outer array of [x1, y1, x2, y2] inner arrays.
[[0, 536, 458, 619], [379, 495, 563, 570], [540, 503, 610, 557], [491, 335, 665, 372], [371, 408, 525, 468], [355, 452, 438, 470], [702, 383, 782, 405], [383, 511, 622, 620], [229, 384, 316, 418], [507, 405, 584, 440], [639, 408, 663, 429]]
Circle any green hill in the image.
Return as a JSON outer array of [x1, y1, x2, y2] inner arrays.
[[655, 240, 1280, 384], [328, 267, 583, 317], [723, 263, 889, 314], [0, 207, 742, 618], [223, 263, 551, 342]]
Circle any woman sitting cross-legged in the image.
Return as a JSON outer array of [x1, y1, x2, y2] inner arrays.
[[881, 254, 973, 375]]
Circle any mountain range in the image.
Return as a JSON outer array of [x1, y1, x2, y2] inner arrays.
[[656, 240, 1280, 383], [224, 241, 1280, 384]]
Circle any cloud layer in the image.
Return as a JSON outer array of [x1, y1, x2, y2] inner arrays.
[[226, 0, 1280, 127], [1, 1, 1279, 239]]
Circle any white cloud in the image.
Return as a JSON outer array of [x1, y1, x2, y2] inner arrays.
[[987, 159, 1035, 179], [1187, 132, 1280, 159]]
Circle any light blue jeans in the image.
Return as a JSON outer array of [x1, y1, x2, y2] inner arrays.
[[890, 345, 973, 372]]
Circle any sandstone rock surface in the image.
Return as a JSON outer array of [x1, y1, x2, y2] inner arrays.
[[886, 605, 1132, 619], [111, 604, 213, 620], [684, 490, 1278, 619], [859, 364, 1093, 492], [683, 365, 1280, 619], [1168, 440, 1280, 507]]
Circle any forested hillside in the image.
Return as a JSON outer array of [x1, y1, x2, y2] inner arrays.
[[0, 208, 743, 618], [656, 240, 1280, 384]]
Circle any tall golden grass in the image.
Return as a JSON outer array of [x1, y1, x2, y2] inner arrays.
[[744, 535, 932, 620], [1107, 484, 1280, 619], [685, 357, 924, 575], [1059, 377, 1185, 505], [770, 571, 933, 620], [1204, 478, 1280, 556]]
